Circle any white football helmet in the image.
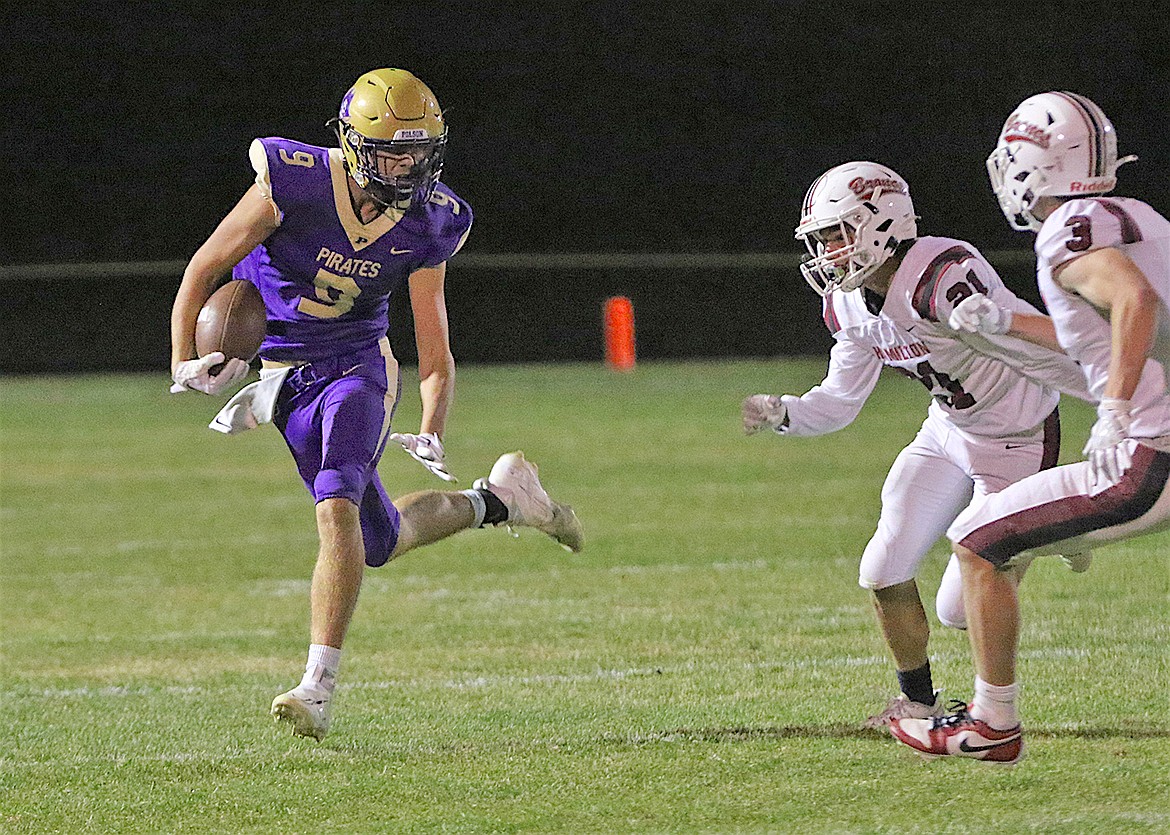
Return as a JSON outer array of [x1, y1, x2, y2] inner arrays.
[[795, 161, 918, 295], [987, 91, 1137, 231]]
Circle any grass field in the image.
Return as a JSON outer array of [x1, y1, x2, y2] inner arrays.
[[2, 361, 1168, 833]]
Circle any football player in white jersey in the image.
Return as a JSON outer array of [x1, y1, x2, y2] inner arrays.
[[743, 161, 1091, 729], [891, 92, 1170, 765]]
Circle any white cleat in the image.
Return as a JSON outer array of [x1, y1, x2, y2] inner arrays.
[[270, 684, 332, 741], [863, 690, 945, 729], [474, 451, 585, 552]]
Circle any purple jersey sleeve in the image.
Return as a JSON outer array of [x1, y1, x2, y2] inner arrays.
[[392, 182, 473, 268]]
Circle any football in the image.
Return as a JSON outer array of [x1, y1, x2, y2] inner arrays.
[[195, 280, 266, 372]]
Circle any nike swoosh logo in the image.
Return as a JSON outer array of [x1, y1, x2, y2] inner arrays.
[[1005, 443, 1030, 449], [958, 735, 1019, 753], [390, 247, 413, 255]]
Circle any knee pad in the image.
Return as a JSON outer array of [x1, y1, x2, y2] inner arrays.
[[935, 556, 967, 629], [936, 602, 967, 630], [858, 534, 916, 591]]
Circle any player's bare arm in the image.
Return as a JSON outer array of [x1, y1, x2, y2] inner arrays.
[[948, 292, 1066, 353], [1054, 246, 1158, 400], [171, 184, 279, 371], [169, 185, 278, 395], [409, 262, 456, 438], [1001, 310, 1064, 353]]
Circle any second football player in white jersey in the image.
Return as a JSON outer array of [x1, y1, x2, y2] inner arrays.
[[743, 161, 1090, 727], [892, 92, 1170, 765]]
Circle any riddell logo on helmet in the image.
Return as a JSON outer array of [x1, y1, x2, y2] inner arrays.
[[1069, 179, 1114, 193], [1003, 117, 1050, 149], [848, 176, 905, 199]]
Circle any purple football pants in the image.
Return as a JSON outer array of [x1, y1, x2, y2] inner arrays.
[[273, 345, 402, 567]]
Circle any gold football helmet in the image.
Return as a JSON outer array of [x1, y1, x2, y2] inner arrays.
[[330, 68, 448, 211]]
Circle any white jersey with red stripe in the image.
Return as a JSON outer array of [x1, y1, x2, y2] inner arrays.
[[781, 236, 1089, 439], [1036, 196, 1170, 439], [948, 196, 1170, 566]]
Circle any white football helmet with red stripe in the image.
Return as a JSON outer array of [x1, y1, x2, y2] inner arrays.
[[795, 161, 918, 296], [987, 91, 1137, 231]]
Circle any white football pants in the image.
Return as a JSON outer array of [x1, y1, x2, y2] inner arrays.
[[949, 437, 1170, 566], [858, 412, 1056, 628]]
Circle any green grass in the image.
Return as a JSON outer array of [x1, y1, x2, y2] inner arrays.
[[2, 361, 1168, 834]]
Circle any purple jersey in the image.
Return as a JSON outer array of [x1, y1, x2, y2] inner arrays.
[[233, 137, 473, 363]]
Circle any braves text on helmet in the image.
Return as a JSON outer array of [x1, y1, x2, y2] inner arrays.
[[848, 176, 908, 200], [1002, 116, 1051, 149]]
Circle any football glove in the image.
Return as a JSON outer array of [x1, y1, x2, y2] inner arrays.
[[1083, 398, 1133, 485], [170, 353, 250, 395], [389, 431, 457, 482], [948, 293, 1013, 335], [742, 394, 788, 434]]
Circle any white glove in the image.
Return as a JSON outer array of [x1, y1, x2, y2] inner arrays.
[[170, 353, 250, 395], [208, 381, 261, 435], [742, 394, 788, 434], [389, 431, 457, 482], [1083, 398, 1134, 485], [948, 294, 1013, 335]]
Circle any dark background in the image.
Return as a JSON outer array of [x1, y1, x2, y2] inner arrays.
[[3, 3, 1168, 370]]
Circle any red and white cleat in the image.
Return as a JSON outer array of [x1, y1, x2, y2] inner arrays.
[[890, 702, 1024, 764]]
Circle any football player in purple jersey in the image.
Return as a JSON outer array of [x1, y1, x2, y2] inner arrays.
[[890, 92, 1170, 765], [170, 69, 583, 742]]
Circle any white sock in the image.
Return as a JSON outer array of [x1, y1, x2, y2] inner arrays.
[[970, 676, 1019, 729], [300, 644, 341, 693], [461, 489, 487, 528]]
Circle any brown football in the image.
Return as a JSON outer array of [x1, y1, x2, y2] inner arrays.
[[195, 280, 266, 372]]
